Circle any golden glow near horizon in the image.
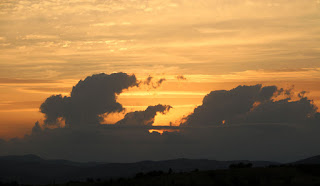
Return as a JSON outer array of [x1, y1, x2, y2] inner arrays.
[[148, 129, 180, 135], [0, 0, 320, 138]]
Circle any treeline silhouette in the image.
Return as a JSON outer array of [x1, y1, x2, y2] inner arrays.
[[229, 162, 253, 169], [3, 164, 320, 186]]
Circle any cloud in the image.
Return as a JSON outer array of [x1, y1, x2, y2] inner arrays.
[[298, 90, 308, 98], [31, 121, 42, 134], [176, 75, 187, 80], [246, 97, 317, 123], [116, 104, 172, 126], [155, 78, 166, 88], [182, 84, 318, 126], [1, 83, 320, 163], [40, 73, 138, 127], [140, 76, 166, 89], [39, 95, 70, 126], [143, 76, 153, 85]]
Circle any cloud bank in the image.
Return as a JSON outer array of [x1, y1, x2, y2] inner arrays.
[[1, 76, 320, 163], [182, 84, 317, 126]]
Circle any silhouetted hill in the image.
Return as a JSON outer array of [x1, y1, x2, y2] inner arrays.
[[293, 155, 320, 165], [0, 155, 278, 185], [0, 154, 42, 161], [48, 164, 320, 186]]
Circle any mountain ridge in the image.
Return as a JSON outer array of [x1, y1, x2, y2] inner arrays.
[[2, 154, 320, 185]]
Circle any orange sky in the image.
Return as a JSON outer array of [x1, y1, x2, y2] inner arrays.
[[0, 0, 320, 139]]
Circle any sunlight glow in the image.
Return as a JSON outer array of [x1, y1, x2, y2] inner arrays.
[[148, 129, 180, 135]]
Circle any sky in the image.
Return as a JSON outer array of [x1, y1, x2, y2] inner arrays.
[[0, 0, 320, 162]]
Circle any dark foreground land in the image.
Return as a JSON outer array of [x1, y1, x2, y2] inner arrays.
[[0, 155, 276, 185], [3, 164, 320, 186], [2, 155, 320, 185]]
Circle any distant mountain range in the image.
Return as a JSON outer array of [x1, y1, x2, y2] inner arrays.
[[293, 155, 320, 165], [0, 154, 318, 185]]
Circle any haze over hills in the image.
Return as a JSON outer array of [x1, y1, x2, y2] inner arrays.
[[293, 155, 320, 165], [0, 154, 280, 185], [5, 154, 320, 185], [1, 154, 320, 185]]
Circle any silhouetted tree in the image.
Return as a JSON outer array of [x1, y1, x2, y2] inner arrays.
[[86, 178, 94, 183], [135, 172, 144, 178]]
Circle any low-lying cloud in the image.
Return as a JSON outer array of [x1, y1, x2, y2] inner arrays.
[[182, 84, 318, 126], [116, 104, 172, 126], [1, 77, 320, 163]]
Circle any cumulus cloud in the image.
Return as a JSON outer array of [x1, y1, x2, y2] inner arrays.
[[116, 104, 172, 126], [1, 83, 320, 163], [246, 97, 317, 123], [40, 73, 138, 127], [31, 121, 42, 134], [182, 84, 318, 126], [40, 95, 70, 126]]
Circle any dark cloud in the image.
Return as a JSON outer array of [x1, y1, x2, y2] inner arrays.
[[298, 90, 308, 98], [155, 78, 166, 88], [246, 97, 317, 123], [277, 86, 295, 97], [1, 83, 320, 163], [182, 85, 272, 125], [40, 73, 138, 127], [31, 121, 42, 134], [176, 75, 187, 80], [143, 76, 153, 85], [116, 104, 172, 126], [2, 120, 320, 163], [182, 84, 318, 126], [140, 76, 166, 89], [40, 95, 70, 126]]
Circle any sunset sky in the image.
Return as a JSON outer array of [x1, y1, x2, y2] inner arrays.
[[1, 0, 320, 140]]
